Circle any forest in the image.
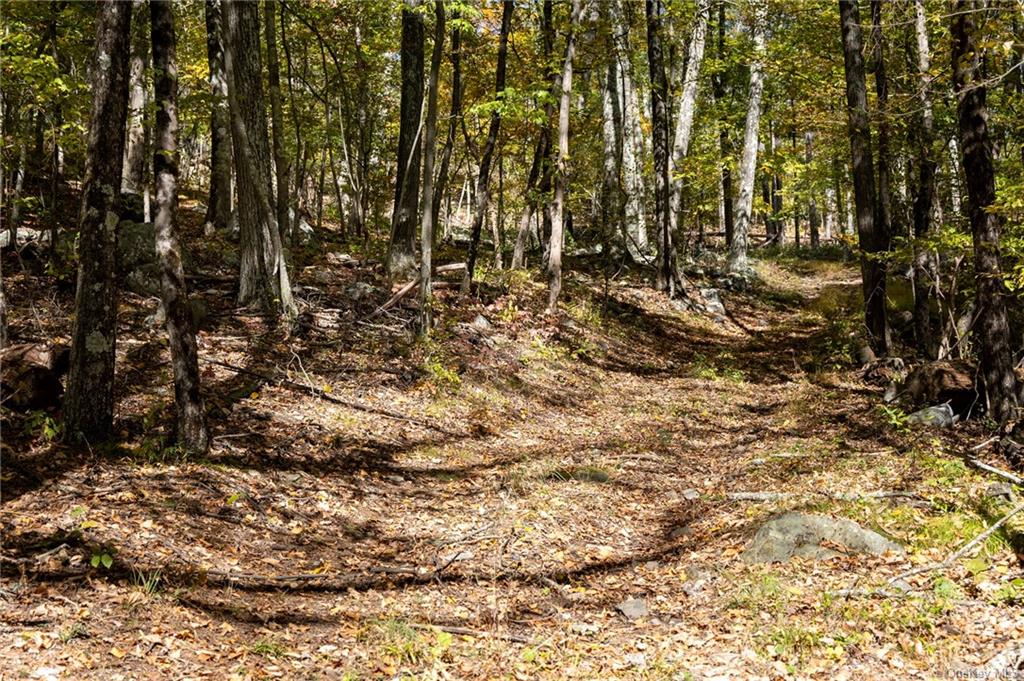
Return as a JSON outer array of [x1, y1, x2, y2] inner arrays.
[[2, 0, 1024, 677]]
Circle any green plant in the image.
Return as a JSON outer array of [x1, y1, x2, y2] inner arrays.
[[251, 638, 286, 658], [58, 622, 88, 644], [877, 404, 909, 431], [131, 567, 162, 596], [24, 410, 62, 442], [90, 550, 114, 569]]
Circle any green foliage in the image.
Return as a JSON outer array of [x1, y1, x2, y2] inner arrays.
[[24, 410, 62, 442]]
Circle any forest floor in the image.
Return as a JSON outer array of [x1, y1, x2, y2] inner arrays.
[[3, 223, 1024, 679]]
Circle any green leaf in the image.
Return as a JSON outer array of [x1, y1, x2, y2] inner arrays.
[[101, 553, 113, 569], [90, 554, 100, 568]]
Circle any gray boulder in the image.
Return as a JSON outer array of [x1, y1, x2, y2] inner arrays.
[[742, 512, 902, 563], [699, 288, 726, 316], [118, 220, 157, 272], [906, 403, 956, 428]]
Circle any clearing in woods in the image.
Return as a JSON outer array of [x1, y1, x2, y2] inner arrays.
[[2, 255, 1020, 679]]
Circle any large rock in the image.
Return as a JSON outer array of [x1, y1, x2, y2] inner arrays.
[[117, 221, 193, 296], [119, 192, 146, 223], [900, 360, 978, 415], [742, 512, 902, 563], [0, 343, 70, 411]]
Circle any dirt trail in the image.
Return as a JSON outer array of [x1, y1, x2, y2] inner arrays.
[[3, 259, 1021, 679]]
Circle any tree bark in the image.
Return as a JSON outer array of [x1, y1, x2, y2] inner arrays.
[[463, 0, 513, 291], [669, 0, 710, 238], [911, 0, 938, 358], [149, 0, 209, 454], [611, 0, 647, 259], [600, 53, 623, 255], [713, 0, 734, 248], [64, 0, 132, 444], [203, 0, 232, 233], [223, 0, 294, 316], [727, 0, 766, 274], [122, 0, 148, 196], [839, 0, 889, 354], [806, 132, 820, 247], [431, 11, 462, 241], [264, 0, 289, 242], [647, 0, 677, 294], [870, 0, 894, 259], [420, 0, 445, 336], [388, 1, 425, 280], [952, 0, 1018, 422], [547, 0, 582, 311]]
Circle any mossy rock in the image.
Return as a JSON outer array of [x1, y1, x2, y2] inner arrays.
[[546, 465, 611, 483]]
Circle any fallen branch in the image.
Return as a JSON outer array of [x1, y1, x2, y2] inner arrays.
[[725, 490, 924, 503], [202, 358, 460, 436], [887, 499, 1024, 585], [966, 457, 1024, 486], [366, 263, 467, 319], [408, 622, 531, 644]]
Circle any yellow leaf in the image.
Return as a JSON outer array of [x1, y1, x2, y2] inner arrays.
[[322, 384, 333, 393], [110, 646, 126, 659], [250, 392, 260, 400]]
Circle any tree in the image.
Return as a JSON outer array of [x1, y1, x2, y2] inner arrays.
[[463, 0, 513, 291], [611, 0, 648, 259], [420, 0, 445, 336], [64, 0, 132, 444], [150, 0, 209, 454], [727, 0, 766, 275], [646, 0, 676, 293], [512, 0, 554, 269], [547, 0, 582, 311], [222, 0, 294, 315], [869, 0, 894, 258], [839, 0, 888, 354], [713, 0, 734, 248], [388, 0, 425, 280], [952, 0, 1018, 422], [669, 0, 710, 237], [264, 0, 289, 242], [431, 9, 462, 243], [203, 0, 232, 233], [122, 0, 148, 198], [910, 0, 938, 357]]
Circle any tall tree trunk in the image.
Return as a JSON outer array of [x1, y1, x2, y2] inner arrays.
[[611, 0, 647, 258], [547, 0, 582, 311], [223, 0, 294, 315], [204, 0, 232, 233], [870, 0, 894, 259], [713, 0, 733, 247], [727, 0, 766, 274], [647, 0, 677, 294], [463, 0, 513, 291], [494, 153, 504, 269], [806, 132, 820, 247], [840, 0, 889, 354], [600, 54, 623, 255], [64, 0, 132, 444], [952, 0, 1018, 422], [264, 0, 289, 242], [911, 0, 938, 358], [770, 121, 784, 246], [669, 0, 710, 238], [431, 12, 461, 239], [420, 0, 444, 336], [513, 0, 554, 268], [388, 0, 425, 280], [150, 0, 209, 454], [122, 0, 148, 196]]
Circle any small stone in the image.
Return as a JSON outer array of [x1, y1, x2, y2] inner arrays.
[[623, 652, 647, 669], [986, 482, 1015, 501], [471, 314, 492, 331], [682, 489, 701, 501], [615, 598, 648, 620]]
